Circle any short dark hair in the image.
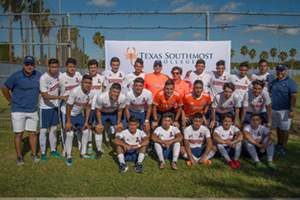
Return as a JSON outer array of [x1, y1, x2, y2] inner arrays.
[[221, 113, 234, 122], [162, 112, 174, 121], [66, 58, 76, 66], [110, 83, 121, 90], [110, 57, 120, 64], [196, 59, 205, 65], [134, 77, 144, 85], [239, 62, 249, 69], [165, 79, 174, 87], [193, 112, 203, 119], [82, 74, 92, 81], [223, 82, 235, 92], [194, 80, 203, 86], [259, 59, 268, 66], [250, 113, 261, 119], [135, 58, 144, 66], [171, 66, 182, 75], [252, 80, 264, 88], [48, 58, 59, 65], [129, 115, 140, 123], [216, 60, 225, 67], [88, 59, 99, 68]]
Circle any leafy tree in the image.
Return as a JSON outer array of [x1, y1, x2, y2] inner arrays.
[[270, 48, 277, 69], [259, 51, 269, 60], [278, 51, 288, 63], [240, 46, 249, 62], [92, 31, 105, 69], [248, 49, 256, 69], [289, 48, 297, 70]]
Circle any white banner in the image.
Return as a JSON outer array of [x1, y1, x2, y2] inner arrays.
[[105, 40, 231, 76]]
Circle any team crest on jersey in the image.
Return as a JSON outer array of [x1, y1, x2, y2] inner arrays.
[[224, 76, 227, 80], [142, 97, 146, 103], [98, 79, 101, 83], [162, 79, 165, 83], [169, 132, 174, 137], [76, 78, 79, 83], [57, 78, 59, 81], [119, 73, 123, 78], [179, 85, 182, 90], [136, 137, 140, 143], [115, 101, 119, 106], [245, 80, 248, 84], [199, 133, 203, 138], [86, 96, 90, 101], [201, 99, 205, 105], [229, 131, 233, 136], [258, 98, 263, 103], [171, 99, 175, 105], [266, 77, 269, 81], [230, 101, 233, 105], [257, 132, 261, 136]]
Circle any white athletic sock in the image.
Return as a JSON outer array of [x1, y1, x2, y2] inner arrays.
[[77, 130, 82, 143], [246, 142, 260, 163], [95, 134, 103, 151], [172, 142, 180, 162], [204, 150, 216, 160], [217, 144, 231, 162], [39, 128, 47, 154], [49, 126, 57, 152], [81, 129, 89, 155], [234, 141, 242, 161], [61, 129, 66, 144], [182, 153, 190, 160], [137, 153, 145, 163], [154, 143, 164, 162], [88, 129, 93, 147], [264, 137, 274, 162], [117, 153, 125, 164], [66, 131, 74, 158]]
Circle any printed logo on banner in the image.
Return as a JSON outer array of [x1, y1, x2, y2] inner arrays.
[[124, 47, 138, 67]]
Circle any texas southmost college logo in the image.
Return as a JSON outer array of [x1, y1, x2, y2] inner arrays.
[[124, 47, 138, 67]]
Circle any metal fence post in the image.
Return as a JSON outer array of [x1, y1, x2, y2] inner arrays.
[[206, 11, 209, 41], [83, 37, 85, 68], [67, 13, 71, 58]]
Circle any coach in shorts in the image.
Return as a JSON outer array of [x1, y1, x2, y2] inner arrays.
[[2, 56, 41, 166], [270, 64, 297, 155]]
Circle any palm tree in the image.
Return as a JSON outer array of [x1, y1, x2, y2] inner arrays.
[[240, 46, 249, 62], [28, 0, 39, 59], [248, 49, 256, 69], [278, 51, 288, 63], [12, 2, 25, 59], [231, 49, 235, 58], [270, 48, 277, 69], [92, 31, 105, 68], [259, 51, 269, 60], [289, 48, 297, 70]]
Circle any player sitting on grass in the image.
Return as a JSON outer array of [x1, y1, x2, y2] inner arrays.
[[213, 113, 244, 169], [242, 113, 276, 171], [114, 115, 149, 173], [180, 112, 217, 166], [151, 112, 183, 170]]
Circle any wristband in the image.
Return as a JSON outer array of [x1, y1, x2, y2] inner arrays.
[[267, 123, 271, 126], [203, 112, 206, 116], [145, 119, 149, 123], [174, 120, 178, 122], [290, 109, 294, 112], [137, 144, 141, 148], [153, 119, 158, 122]]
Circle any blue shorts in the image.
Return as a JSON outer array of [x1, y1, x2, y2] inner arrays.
[[163, 144, 173, 160], [96, 110, 118, 126], [191, 147, 206, 158], [129, 110, 149, 129], [125, 149, 137, 162], [243, 112, 267, 125], [62, 113, 88, 131], [40, 107, 60, 128], [84, 109, 95, 125], [215, 109, 235, 123]]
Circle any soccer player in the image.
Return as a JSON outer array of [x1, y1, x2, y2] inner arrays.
[[39, 58, 68, 161], [102, 57, 125, 92], [242, 113, 276, 171], [210, 83, 241, 129], [125, 77, 152, 133], [123, 58, 146, 91], [95, 83, 126, 152], [252, 59, 275, 92], [180, 112, 217, 166], [271, 64, 298, 155], [114, 115, 149, 173], [151, 80, 183, 129], [62, 75, 95, 166], [2, 56, 41, 166], [171, 66, 190, 97], [151, 112, 183, 170], [213, 113, 244, 169], [241, 80, 271, 129]]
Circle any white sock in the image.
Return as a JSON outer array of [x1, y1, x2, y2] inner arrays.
[[49, 126, 57, 152], [61, 128, 66, 144], [172, 142, 180, 162], [203, 150, 216, 160], [182, 153, 190, 160], [264, 137, 274, 162], [217, 144, 231, 162], [137, 153, 145, 163], [66, 131, 74, 158], [95, 134, 103, 151], [39, 128, 47, 154], [246, 142, 260, 163], [154, 143, 164, 162], [88, 129, 93, 147], [77, 130, 82, 143], [234, 141, 242, 161], [117, 153, 125, 164], [81, 129, 89, 155]]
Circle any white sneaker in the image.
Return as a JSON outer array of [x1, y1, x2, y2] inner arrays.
[[78, 141, 82, 152]]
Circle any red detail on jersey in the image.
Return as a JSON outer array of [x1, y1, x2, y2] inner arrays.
[[91, 85, 101, 90], [199, 132, 203, 138], [224, 76, 227, 80], [212, 81, 226, 86], [119, 73, 123, 78], [136, 137, 140, 143], [74, 101, 87, 107], [190, 139, 203, 144], [115, 101, 119, 106], [169, 132, 174, 137], [245, 80, 248, 84], [76, 78, 79, 83], [235, 85, 247, 90], [258, 98, 263, 103], [229, 131, 233, 136], [98, 79, 101, 83], [86, 96, 90, 101], [65, 85, 78, 91], [57, 78, 59, 81], [257, 132, 261, 136], [230, 101, 233, 105], [142, 97, 146, 102], [50, 83, 59, 92], [108, 79, 123, 83], [266, 77, 269, 81]]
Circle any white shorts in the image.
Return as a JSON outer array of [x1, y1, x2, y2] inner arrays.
[[11, 111, 39, 133], [271, 109, 291, 131]]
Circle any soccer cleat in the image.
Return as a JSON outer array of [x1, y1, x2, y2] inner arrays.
[[228, 161, 237, 169], [17, 157, 24, 166], [159, 161, 166, 170], [119, 163, 129, 173], [277, 147, 286, 155], [80, 153, 95, 159], [31, 154, 40, 162], [134, 162, 143, 173], [87, 146, 93, 154], [274, 143, 283, 150], [204, 160, 211, 165], [171, 161, 178, 170], [105, 141, 110, 149], [41, 154, 47, 162], [51, 151, 63, 158], [95, 150, 103, 160], [187, 161, 192, 166], [255, 162, 266, 171], [78, 141, 82, 152], [233, 160, 241, 168], [66, 158, 73, 166], [267, 162, 276, 171]]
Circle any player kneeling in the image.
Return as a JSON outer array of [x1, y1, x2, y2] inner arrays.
[[213, 113, 244, 169], [180, 112, 217, 166], [114, 115, 149, 173], [151, 112, 183, 170], [242, 113, 276, 171]]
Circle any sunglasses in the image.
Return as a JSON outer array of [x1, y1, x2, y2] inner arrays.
[[172, 72, 180, 75]]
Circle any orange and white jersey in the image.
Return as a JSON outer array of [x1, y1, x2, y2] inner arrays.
[[252, 72, 275, 92], [95, 91, 126, 113], [116, 129, 147, 146], [188, 71, 212, 93], [212, 92, 241, 114], [39, 72, 61, 109], [243, 124, 269, 143], [242, 90, 271, 113], [59, 71, 81, 96], [183, 92, 211, 116], [209, 71, 231, 101], [144, 73, 169, 99], [102, 70, 125, 92], [174, 79, 190, 97], [184, 125, 211, 148], [125, 89, 153, 113], [153, 89, 183, 112], [214, 125, 240, 146], [123, 72, 146, 91], [61, 86, 94, 116], [229, 74, 252, 101], [154, 125, 181, 141]]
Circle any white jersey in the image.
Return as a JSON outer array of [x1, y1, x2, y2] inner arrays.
[[59, 71, 81, 96], [229, 74, 252, 101], [39, 72, 60, 109], [189, 71, 212, 93], [209, 71, 231, 101], [126, 89, 153, 113], [243, 124, 269, 143], [123, 72, 146, 91], [117, 129, 147, 146], [212, 92, 241, 114], [214, 125, 240, 146], [242, 90, 271, 113], [252, 72, 275, 92], [184, 125, 211, 148], [102, 70, 125, 91], [154, 125, 181, 141], [95, 91, 126, 113], [61, 86, 94, 116]]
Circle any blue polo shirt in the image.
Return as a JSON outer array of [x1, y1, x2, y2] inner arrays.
[[4, 69, 41, 113], [270, 76, 298, 111]]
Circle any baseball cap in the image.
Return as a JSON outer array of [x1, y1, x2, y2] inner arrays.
[[23, 56, 35, 65], [153, 60, 162, 66], [276, 64, 286, 71]]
